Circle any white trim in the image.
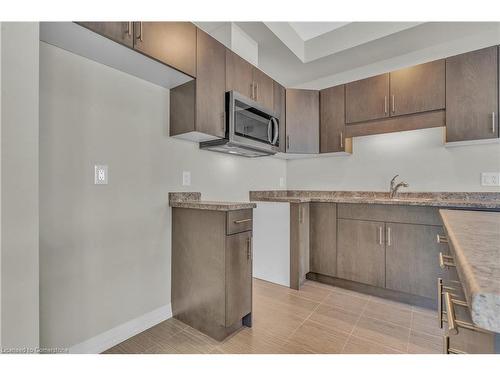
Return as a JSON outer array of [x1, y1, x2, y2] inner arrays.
[[68, 304, 172, 354], [444, 137, 500, 148]]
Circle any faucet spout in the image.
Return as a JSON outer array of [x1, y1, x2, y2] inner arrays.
[[389, 175, 409, 198]]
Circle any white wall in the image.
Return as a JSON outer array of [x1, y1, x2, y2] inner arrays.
[[0, 22, 40, 351], [287, 127, 500, 192], [39, 42, 286, 350]]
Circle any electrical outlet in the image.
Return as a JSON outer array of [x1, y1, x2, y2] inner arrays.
[[481, 172, 500, 186], [182, 171, 191, 186], [94, 165, 108, 185]]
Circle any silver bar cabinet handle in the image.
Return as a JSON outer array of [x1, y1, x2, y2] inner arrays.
[[340, 132, 343, 148], [126, 22, 132, 36], [392, 95, 395, 114], [387, 226, 391, 246], [493, 112, 496, 133], [378, 226, 383, 245], [286, 135, 290, 151], [384, 96, 388, 114], [247, 237, 251, 260], [136, 21, 143, 41], [234, 218, 252, 224], [437, 234, 448, 243]]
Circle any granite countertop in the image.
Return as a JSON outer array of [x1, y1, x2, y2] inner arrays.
[[249, 190, 500, 209], [440, 209, 500, 333], [169, 192, 256, 211]]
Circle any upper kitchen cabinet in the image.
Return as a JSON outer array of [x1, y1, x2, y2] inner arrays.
[[320, 85, 352, 153], [446, 46, 499, 142], [77, 22, 134, 47], [273, 82, 287, 153], [390, 59, 445, 117], [195, 28, 226, 138], [226, 49, 254, 99], [252, 69, 274, 110], [345, 73, 390, 124], [133, 22, 197, 77], [170, 28, 226, 139], [226, 49, 274, 110], [285, 89, 320, 154]]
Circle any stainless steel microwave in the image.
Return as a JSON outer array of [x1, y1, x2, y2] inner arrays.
[[199, 91, 280, 157]]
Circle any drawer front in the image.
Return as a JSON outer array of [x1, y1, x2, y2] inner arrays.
[[227, 209, 253, 235], [337, 203, 441, 226]]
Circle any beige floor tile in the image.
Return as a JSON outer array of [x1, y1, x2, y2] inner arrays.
[[250, 308, 305, 341], [286, 320, 349, 354], [287, 283, 332, 303], [143, 343, 178, 354], [254, 293, 319, 320], [322, 288, 369, 313], [352, 316, 410, 352], [148, 329, 216, 354], [411, 310, 444, 337], [144, 318, 187, 344], [342, 336, 404, 354], [217, 327, 289, 354], [362, 299, 412, 327], [102, 344, 127, 354], [308, 304, 360, 334], [118, 330, 158, 353], [408, 330, 443, 354]]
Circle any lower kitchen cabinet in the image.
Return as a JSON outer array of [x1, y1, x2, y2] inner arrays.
[[337, 219, 386, 288], [172, 207, 252, 340], [290, 203, 310, 290], [309, 203, 337, 277], [225, 231, 253, 327], [385, 222, 446, 298]]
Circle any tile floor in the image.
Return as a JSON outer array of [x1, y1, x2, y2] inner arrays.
[[104, 278, 444, 354]]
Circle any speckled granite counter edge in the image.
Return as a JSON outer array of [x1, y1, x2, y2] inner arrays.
[[169, 192, 256, 211], [249, 190, 500, 209], [440, 209, 500, 334]]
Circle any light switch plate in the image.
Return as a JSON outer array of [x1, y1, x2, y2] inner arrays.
[[481, 172, 500, 186], [182, 171, 191, 186], [94, 165, 108, 185]]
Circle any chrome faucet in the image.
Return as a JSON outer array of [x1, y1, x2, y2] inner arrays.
[[389, 175, 409, 198]]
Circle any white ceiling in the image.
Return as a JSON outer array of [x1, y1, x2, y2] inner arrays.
[[288, 22, 350, 41], [195, 22, 500, 89]]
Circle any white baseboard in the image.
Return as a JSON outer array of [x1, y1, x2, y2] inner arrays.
[[69, 303, 172, 354]]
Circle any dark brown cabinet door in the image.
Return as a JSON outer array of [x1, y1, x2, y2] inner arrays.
[[345, 73, 390, 124], [446, 46, 499, 142], [390, 59, 445, 116], [226, 49, 253, 98], [285, 89, 319, 153], [133, 22, 196, 77], [77, 22, 133, 47], [225, 231, 252, 327], [385, 223, 446, 299], [309, 203, 337, 277], [196, 29, 226, 138], [320, 85, 346, 153], [337, 219, 385, 287], [273, 82, 286, 153], [252, 68, 274, 110]]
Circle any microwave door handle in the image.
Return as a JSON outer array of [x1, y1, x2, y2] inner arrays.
[[271, 117, 279, 145], [267, 119, 273, 143]]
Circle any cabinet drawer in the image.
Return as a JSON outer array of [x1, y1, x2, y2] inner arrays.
[[337, 203, 441, 226], [226, 209, 253, 235]]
